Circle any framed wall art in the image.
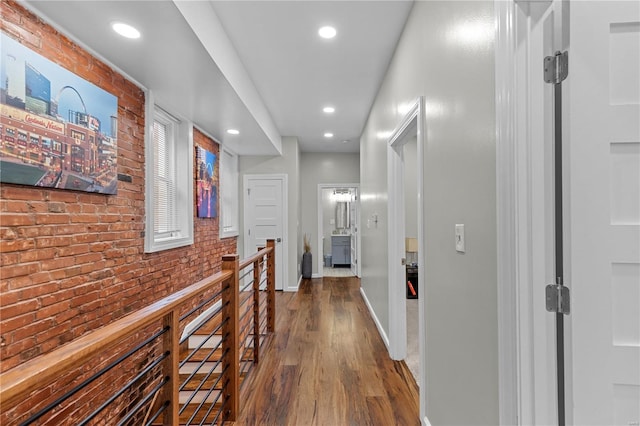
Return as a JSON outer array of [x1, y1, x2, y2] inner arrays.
[[0, 33, 119, 194], [196, 145, 217, 218]]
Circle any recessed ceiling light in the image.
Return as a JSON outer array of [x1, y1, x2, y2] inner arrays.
[[323, 106, 335, 114], [318, 26, 337, 39], [226, 129, 240, 135], [112, 22, 140, 39], [324, 132, 334, 138]]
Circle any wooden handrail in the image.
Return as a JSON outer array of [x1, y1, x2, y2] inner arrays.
[[0, 242, 276, 424], [0, 270, 232, 408], [239, 247, 272, 271]]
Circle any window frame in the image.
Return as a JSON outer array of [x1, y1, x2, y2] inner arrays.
[[219, 146, 239, 239], [144, 96, 194, 253]]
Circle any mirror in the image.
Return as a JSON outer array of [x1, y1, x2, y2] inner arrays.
[[335, 201, 350, 229]]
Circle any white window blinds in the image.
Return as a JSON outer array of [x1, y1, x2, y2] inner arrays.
[[152, 118, 178, 238]]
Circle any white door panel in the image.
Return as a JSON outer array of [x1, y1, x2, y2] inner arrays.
[[569, 1, 640, 424], [244, 176, 285, 291]]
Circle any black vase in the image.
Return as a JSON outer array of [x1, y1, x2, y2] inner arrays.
[[302, 252, 312, 279]]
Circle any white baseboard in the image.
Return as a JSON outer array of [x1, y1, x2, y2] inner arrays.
[[359, 287, 390, 351], [284, 275, 302, 292], [422, 416, 432, 426], [311, 273, 321, 279]]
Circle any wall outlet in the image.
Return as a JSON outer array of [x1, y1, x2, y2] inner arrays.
[[455, 224, 465, 253]]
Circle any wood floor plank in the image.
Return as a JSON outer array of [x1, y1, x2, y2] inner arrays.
[[233, 276, 419, 425]]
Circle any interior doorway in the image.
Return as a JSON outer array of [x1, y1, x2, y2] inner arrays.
[[243, 174, 287, 291], [386, 97, 426, 420], [317, 184, 360, 278], [403, 135, 419, 383]]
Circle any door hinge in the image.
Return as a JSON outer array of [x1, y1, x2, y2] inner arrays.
[[546, 278, 570, 315], [248, 228, 251, 236], [544, 51, 568, 84], [247, 188, 251, 197]]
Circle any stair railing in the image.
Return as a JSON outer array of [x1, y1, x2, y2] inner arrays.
[[0, 239, 276, 426]]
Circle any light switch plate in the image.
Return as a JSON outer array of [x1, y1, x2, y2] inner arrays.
[[455, 224, 465, 253]]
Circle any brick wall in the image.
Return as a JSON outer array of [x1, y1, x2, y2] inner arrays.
[[0, 1, 237, 373]]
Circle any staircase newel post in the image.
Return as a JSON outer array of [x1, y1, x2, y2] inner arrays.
[[266, 239, 276, 332], [253, 255, 262, 364], [162, 310, 179, 426], [221, 254, 240, 422]]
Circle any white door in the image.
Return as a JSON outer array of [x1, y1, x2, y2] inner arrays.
[[568, 2, 640, 424], [244, 175, 286, 291], [515, 1, 640, 424]]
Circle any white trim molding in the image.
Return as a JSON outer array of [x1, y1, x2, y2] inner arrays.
[[495, 0, 519, 425]]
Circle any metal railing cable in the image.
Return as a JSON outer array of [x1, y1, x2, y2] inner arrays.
[[1, 242, 276, 426], [19, 327, 169, 426]]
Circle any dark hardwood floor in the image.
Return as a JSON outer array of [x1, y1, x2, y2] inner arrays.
[[233, 276, 419, 425]]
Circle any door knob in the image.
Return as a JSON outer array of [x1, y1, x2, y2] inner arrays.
[[276, 237, 282, 243]]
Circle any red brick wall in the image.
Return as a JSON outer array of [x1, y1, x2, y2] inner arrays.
[[0, 1, 237, 373]]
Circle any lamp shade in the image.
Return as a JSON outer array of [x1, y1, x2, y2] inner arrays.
[[405, 237, 418, 253]]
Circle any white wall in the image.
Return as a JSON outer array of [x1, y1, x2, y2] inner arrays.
[[300, 153, 360, 275], [359, 1, 498, 424], [239, 136, 301, 290]]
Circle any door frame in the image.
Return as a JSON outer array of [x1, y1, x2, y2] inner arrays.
[[495, 0, 569, 424], [316, 183, 361, 278], [243, 173, 289, 291], [386, 97, 427, 422], [494, 1, 519, 424], [349, 189, 360, 277]]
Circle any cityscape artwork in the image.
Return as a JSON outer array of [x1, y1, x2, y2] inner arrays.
[[196, 146, 217, 218], [0, 33, 119, 194]]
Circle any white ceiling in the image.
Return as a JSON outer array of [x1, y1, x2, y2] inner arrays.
[[21, 0, 413, 155]]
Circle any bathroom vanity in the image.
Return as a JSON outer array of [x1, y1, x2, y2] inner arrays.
[[331, 235, 351, 267]]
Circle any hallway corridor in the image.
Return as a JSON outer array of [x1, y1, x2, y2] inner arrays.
[[234, 277, 419, 425]]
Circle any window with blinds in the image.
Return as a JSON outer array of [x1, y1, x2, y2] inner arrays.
[[152, 118, 177, 239], [220, 148, 239, 238], [144, 103, 193, 253]]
